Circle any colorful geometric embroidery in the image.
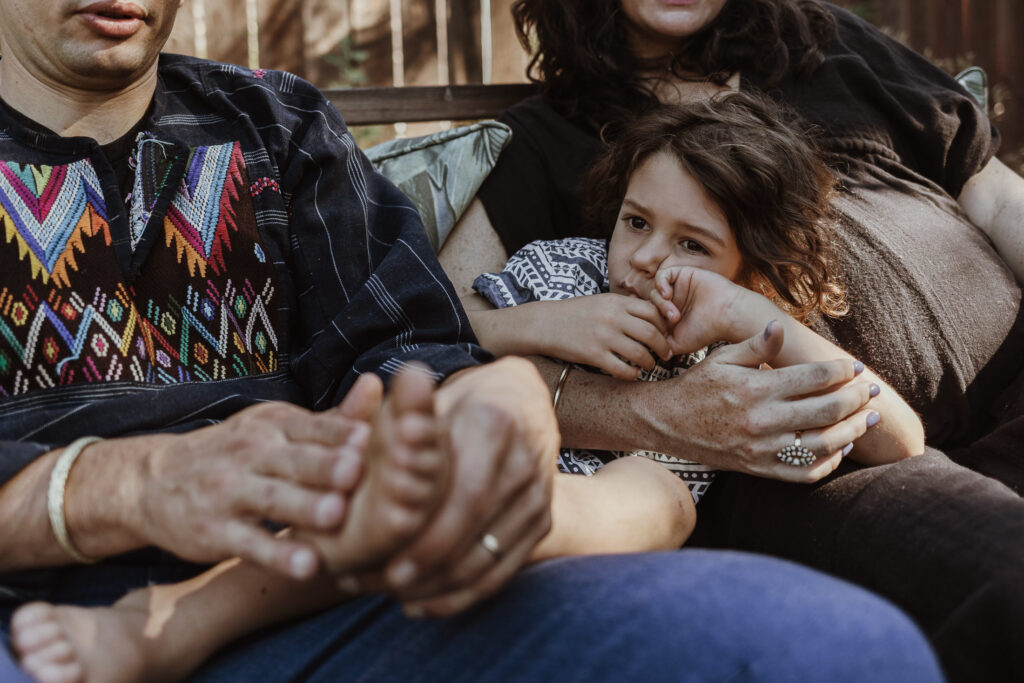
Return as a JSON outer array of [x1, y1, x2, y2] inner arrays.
[[0, 159, 110, 286], [128, 135, 178, 250], [164, 142, 245, 278], [0, 143, 281, 398], [249, 177, 280, 197]]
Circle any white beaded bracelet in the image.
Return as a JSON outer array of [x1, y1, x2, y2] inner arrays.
[[47, 436, 103, 564]]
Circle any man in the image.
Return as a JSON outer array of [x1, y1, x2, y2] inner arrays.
[[0, 1, 941, 681]]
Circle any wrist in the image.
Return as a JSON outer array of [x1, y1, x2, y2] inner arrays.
[[64, 434, 170, 556], [717, 288, 779, 343]]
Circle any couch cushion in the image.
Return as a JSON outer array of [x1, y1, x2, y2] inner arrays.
[[367, 121, 512, 251]]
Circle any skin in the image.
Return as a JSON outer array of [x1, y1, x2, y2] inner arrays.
[[1, 0, 559, 671], [11, 368, 451, 683], [620, 0, 730, 60], [0, 0, 183, 143], [607, 150, 744, 298], [437, 0, 898, 481]]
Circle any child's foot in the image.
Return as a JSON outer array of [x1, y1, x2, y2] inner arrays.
[[11, 590, 186, 683], [305, 365, 449, 574]]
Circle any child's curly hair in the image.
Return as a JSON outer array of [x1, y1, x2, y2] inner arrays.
[[582, 90, 847, 321]]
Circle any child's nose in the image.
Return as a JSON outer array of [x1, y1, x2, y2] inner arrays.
[[630, 241, 667, 275]]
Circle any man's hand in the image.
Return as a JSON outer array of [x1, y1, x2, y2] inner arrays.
[[366, 357, 560, 616], [132, 375, 383, 579], [533, 294, 673, 379]]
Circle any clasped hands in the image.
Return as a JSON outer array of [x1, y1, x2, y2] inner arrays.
[[538, 265, 879, 482], [130, 357, 558, 617]]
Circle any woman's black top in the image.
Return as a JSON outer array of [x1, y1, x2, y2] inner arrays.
[[477, 4, 1023, 447]]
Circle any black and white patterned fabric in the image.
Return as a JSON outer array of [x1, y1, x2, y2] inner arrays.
[[474, 238, 717, 503]]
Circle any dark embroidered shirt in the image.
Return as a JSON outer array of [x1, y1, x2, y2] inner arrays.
[[0, 54, 489, 489]]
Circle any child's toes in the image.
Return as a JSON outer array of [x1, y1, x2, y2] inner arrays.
[[389, 366, 437, 416], [12, 616, 64, 655], [11, 603, 56, 632], [396, 413, 437, 449], [22, 658, 83, 683], [20, 640, 81, 683]]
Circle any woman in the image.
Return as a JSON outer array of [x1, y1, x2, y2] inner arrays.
[[439, 1, 1024, 680]]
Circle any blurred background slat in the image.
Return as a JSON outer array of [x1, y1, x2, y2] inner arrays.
[[164, 0, 1022, 171]]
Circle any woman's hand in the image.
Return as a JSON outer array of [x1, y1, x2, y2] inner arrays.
[[531, 294, 674, 380], [548, 321, 877, 484]]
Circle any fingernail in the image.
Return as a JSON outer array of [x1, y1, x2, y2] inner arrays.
[[869, 383, 880, 398], [290, 548, 317, 579], [403, 603, 426, 619], [332, 456, 359, 489], [336, 575, 361, 594], [763, 320, 776, 340], [316, 495, 343, 526], [853, 360, 865, 375], [842, 443, 854, 457], [866, 411, 881, 428], [388, 560, 417, 587]]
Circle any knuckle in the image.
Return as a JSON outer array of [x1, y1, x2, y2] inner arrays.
[[742, 412, 770, 437], [809, 364, 833, 386]]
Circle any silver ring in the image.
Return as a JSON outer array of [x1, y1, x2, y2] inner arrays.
[[480, 532, 503, 561], [776, 432, 816, 467]]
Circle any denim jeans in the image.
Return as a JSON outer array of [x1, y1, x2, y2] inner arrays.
[[2, 550, 942, 682]]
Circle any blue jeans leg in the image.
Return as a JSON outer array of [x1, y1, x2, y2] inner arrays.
[[193, 550, 942, 682]]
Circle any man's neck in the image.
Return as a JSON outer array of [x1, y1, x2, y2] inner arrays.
[[0, 56, 157, 145]]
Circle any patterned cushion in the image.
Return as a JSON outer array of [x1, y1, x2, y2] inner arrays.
[[366, 121, 512, 252]]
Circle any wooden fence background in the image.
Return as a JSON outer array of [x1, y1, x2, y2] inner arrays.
[[164, 0, 1023, 170]]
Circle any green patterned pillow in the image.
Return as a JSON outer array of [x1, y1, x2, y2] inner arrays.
[[367, 121, 512, 252]]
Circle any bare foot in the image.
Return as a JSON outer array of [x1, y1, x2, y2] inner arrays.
[[302, 365, 449, 574], [11, 589, 192, 683]]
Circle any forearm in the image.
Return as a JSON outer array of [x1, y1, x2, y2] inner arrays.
[[531, 355, 673, 453], [959, 158, 1024, 283], [0, 435, 162, 571], [530, 457, 696, 562], [466, 301, 563, 358]]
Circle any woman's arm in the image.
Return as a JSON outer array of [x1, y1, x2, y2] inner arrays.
[[439, 201, 878, 481], [652, 267, 925, 465], [959, 157, 1024, 284], [531, 458, 696, 563]]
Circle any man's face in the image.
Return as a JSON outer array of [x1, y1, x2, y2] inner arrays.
[[0, 0, 182, 90]]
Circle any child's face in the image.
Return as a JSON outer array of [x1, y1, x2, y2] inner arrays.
[[607, 150, 743, 301]]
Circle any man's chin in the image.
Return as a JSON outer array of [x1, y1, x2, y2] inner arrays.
[[63, 45, 159, 90]]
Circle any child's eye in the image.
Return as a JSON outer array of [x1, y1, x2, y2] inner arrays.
[[627, 216, 648, 231], [680, 239, 709, 255]]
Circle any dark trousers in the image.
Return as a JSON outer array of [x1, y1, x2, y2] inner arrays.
[[695, 445, 1024, 683]]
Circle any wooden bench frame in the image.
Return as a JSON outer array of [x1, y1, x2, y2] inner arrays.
[[324, 83, 537, 125]]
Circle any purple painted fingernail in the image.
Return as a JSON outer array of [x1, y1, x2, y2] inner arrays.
[[869, 383, 880, 398], [866, 411, 881, 428], [763, 320, 777, 340], [853, 361, 865, 375], [842, 443, 854, 457]]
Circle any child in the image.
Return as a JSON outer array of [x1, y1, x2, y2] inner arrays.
[[473, 92, 924, 554]]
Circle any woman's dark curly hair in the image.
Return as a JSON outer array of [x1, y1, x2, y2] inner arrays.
[[582, 91, 846, 320], [511, 0, 836, 127]]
